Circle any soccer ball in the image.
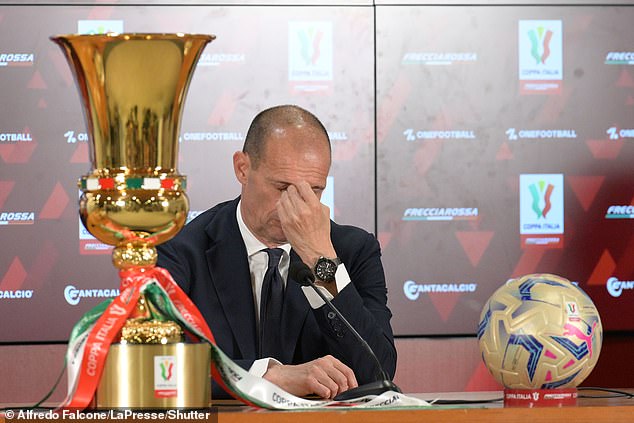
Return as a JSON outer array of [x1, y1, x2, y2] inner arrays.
[[478, 274, 602, 389]]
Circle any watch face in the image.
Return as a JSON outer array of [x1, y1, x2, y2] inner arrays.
[[315, 257, 337, 282]]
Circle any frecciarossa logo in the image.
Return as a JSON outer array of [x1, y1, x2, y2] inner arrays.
[[0, 53, 34, 67], [0, 212, 35, 225]]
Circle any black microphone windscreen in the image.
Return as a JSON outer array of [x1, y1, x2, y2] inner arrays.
[[288, 260, 315, 286]]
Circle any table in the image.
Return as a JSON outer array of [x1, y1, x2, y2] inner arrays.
[[213, 391, 634, 423], [2, 391, 633, 423]]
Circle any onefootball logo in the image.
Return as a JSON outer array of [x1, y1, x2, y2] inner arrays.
[[179, 132, 244, 142], [0, 132, 33, 142], [506, 128, 577, 140], [404, 280, 477, 300], [403, 128, 476, 141], [64, 130, 88, 144], [606, 127, 634, 140], [64, 285, 120, 305], [607, 277, 634, 298]]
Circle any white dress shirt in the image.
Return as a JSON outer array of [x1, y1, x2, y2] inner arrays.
[[235, 201, 351, 376]]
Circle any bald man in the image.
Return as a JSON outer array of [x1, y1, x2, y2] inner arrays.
[[157, 105, 396, 399]]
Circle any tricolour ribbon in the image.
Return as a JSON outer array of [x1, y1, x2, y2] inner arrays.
[[59, 267, 429, 410]]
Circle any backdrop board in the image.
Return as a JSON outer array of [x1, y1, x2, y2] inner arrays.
[[0, 4, 375, 342], [1, 2, 633, 343], [377, 5, 634, 335]]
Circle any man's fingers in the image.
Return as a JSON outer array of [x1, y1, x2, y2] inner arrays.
[[331, 357, 358, 389], [315, 356, 358, 396], [307, 365, 338, 398], [263, 356, 357, 399], [293, 181, 320, 204], [281, 185, 305, 214]]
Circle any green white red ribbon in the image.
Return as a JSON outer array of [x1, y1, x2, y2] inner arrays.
[[60, 267, 429, 410]]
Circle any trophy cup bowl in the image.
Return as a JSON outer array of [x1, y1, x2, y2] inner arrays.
[[51, 33, 215, 408]]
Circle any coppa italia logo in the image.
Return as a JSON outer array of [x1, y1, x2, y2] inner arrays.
[[154, 356, 178, 398], [298, 27, 323, 66], [565, 301, 580, 318], [519, 174, 564, 248], [288, 21, 333, 93], [527, 26, 554, 65], [518, 20, 563, 94], [528, 180, 554, 219], [160, 359, 174, 381], [77, 20, 124, 35]]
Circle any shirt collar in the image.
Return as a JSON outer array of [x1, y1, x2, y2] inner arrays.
[[236, 199, 291, 257]]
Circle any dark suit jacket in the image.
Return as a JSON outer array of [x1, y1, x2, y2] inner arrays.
[[157, 198, 396, 397]]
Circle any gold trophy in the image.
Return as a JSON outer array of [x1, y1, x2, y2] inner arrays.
[[51, 33, 214, 408]]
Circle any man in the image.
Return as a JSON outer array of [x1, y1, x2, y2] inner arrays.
[[157, 105, 396, 399]]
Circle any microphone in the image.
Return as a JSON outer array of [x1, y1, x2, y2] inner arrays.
[[288, 261, 401, 401]]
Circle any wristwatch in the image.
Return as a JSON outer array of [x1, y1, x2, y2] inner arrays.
[[313, 256, 342, 283]]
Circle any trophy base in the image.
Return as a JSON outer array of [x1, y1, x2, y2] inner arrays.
[[93, 343, 211, 409], [504, 388, 577, 407]]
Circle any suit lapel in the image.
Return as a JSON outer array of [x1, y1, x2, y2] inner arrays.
[[205, 199, 257, 359]]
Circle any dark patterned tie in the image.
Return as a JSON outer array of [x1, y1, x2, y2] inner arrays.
[[259, 248, 285, 359]]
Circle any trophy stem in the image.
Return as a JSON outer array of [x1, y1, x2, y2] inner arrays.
[[113, 242, 157, 270]]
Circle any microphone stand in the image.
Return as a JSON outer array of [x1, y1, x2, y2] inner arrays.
[[290, 262, 401, 401]]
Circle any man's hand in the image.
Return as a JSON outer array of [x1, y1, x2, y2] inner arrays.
[[277, 181, 337, 269], [263, 355, 358, 399]]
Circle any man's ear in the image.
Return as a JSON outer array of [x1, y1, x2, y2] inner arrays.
[[233, 151, 250, 184]]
